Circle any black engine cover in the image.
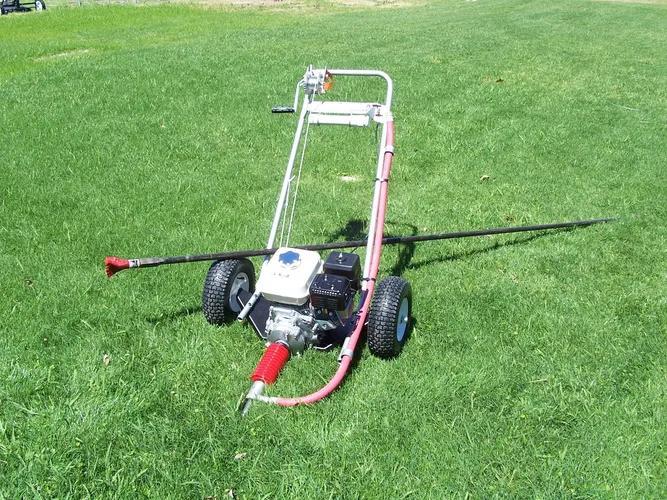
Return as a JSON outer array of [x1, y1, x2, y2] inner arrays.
[[309, 273, 353, 311]]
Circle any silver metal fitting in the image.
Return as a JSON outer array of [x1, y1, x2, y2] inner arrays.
[[337, 337, 354, 361], [265, 305, 317, 354], [238, 290, 261, 322], [303, 66, 329, 96]]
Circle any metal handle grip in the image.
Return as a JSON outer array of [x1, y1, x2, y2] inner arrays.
[[271, 106, 295, 114]]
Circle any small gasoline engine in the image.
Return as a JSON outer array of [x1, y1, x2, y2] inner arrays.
[[222, 248, 361, 354]]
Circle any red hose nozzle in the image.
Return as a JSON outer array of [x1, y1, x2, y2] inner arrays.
[[105, 256, 130, 277], [251, 343, 290, 385]]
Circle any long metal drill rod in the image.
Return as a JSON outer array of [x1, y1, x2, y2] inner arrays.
[[105, 217, 614, 276], [378, 217, 615, 246]]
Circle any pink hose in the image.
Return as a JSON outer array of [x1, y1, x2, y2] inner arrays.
[[275, 121, 395, 407]]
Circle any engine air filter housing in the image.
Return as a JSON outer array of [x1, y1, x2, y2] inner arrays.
[[323, 252, 361, 288], [309, 273, 353, 311]]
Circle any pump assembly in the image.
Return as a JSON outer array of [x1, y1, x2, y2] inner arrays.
[[105, 66, 612, 414]]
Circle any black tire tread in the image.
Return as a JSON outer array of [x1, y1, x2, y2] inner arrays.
[[202, 259, 254, 325], [367, 276, 412, 359]]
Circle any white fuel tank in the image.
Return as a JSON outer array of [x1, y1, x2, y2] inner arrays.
[[256, 248, 323, 306]]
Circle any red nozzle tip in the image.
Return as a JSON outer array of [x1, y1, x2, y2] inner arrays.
[[105, 256, 130, 277]]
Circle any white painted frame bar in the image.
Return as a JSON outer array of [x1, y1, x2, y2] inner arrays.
[[326, 69, 394, 288], [265, 68, 394, 290]]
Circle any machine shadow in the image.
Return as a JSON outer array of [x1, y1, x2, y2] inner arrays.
[[344, 225, 570, 373], [146, 305, 202, 325], [145, 224, 568, 338], [326, 218, 419, 277], [327, 218, 368, 241], [401, 230, 559, 272], [331, 219, 576, 276]]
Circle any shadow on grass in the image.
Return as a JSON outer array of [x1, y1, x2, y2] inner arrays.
[[145, 225, 566, 326], [329, 218, 568, 276], [386, 222, 418, 277], [146, 305, 201, 324], [401, 231, 561, 273], [328, 218, 419, 277], [328, 218, 368, 241]]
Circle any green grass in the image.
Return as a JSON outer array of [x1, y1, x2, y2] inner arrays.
[[1, 0, 666, 497]]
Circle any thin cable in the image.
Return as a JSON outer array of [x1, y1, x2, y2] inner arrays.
[[278, 175, 292, 247], [285, 117, 311, 246], [278, 95, 312, 247], [273, 121, 396, 407]]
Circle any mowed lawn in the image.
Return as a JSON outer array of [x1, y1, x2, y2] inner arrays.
[[1, 0, 665, 497]]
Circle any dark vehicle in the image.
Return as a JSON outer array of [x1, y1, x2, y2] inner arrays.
[[1, 0, 46, 15]]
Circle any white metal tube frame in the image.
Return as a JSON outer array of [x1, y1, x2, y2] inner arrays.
[[239, 68, 393, 323], [239, 67, 396, 410], [266, 67, 393, 288]]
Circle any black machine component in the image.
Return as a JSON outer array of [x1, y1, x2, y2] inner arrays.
[[237, 288, 271, 340], [271, 106, 296, 113], [309, 273, 354, 311], [323, 252, 361, 288], [1, 0, 45, 15]]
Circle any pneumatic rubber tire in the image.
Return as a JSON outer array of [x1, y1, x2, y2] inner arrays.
[[202, 259, 255, 325], [35, 0, 46, 10], [367, 276, 412, 359]]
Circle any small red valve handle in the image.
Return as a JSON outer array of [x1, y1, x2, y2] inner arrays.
[[323, 71, 333, 91], [251, 343, 290, 385]]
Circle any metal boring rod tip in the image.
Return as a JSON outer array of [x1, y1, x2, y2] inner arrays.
[[239, 381, 266, 417], [239, 398, 254, 417]]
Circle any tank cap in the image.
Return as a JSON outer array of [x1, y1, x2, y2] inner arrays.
[[278, 250, 301, 269]]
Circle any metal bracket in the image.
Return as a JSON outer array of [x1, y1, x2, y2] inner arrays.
[[338, 337, 354, 361]]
